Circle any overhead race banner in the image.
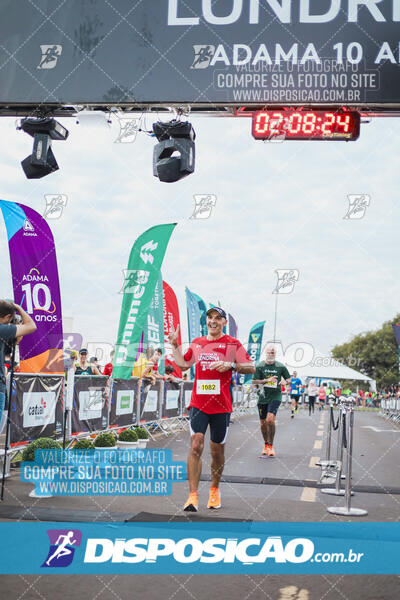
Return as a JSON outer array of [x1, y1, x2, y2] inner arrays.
[[113, 223, 177, 379], [163, 281, 182, 378], [0, 1, 400, 105], [0, 200, 63, 373], [144, 272, 165, 375], [244, 321, 266, 383]]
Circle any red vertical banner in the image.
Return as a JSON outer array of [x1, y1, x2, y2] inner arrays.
[[163, 280, 182, 378]]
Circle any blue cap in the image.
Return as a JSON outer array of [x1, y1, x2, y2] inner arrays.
[[206, 307, 227, 319]]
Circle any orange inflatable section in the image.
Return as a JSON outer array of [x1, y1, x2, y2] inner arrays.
[[20, 349, 64, 374]]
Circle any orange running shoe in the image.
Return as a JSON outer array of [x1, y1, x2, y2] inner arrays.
[[267, 444, 276, 457], [207, 487, 221, 509], [183, 492, 198, 512], [262, 443, 269, 456]]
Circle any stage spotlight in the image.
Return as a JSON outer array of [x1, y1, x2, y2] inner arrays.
[[152, 120, 195, 183], [19, 117, 69, 179]]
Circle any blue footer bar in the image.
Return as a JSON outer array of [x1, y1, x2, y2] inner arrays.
[[0, 522, 399, 574]]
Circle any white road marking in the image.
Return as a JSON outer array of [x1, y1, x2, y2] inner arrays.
[[309, 456, 320, 468], [300, 487, 316, 503], [360, 426, 400, 433], [313, 439, 322, 449]]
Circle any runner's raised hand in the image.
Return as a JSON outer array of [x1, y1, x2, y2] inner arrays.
[[168, 324, 180, 348]]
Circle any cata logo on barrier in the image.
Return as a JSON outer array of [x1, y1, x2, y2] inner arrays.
[[23, 392, 56, 428], [42, 529, 82, 568]]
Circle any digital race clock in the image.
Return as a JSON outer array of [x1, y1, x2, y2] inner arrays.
[[252, 110, 360, 141]]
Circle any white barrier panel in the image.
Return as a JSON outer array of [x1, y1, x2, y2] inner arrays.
[[182, 381, 193, 416], [139, 379, 162, 424], [161, 380, 182, 420], [8, 373, 64, 445], [71, 375, 109, 434], [109, 378, 139, 428]]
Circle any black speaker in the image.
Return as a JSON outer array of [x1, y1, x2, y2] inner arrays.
[[153, 138, 195, 183]]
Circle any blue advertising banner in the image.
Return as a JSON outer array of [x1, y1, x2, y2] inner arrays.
[[392, 323, 400, 346], [0, 522, 399, 574], [185, 287, 201, 343], [194, 292, 208, 336], [228, 314, 238, 338], [186, 287, 203, 379]]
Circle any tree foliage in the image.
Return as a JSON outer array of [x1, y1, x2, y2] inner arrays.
[[331, 314, 400, 389]]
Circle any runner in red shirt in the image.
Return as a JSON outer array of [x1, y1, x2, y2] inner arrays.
[[169, 307, 254, 512]]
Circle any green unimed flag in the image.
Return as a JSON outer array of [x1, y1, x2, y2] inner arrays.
[[113, 223, 177, 379]]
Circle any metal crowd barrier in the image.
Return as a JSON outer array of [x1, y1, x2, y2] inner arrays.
[[319, 396, 367, 516], [4, 376, 261, 449], [380, 397, 400, 423]]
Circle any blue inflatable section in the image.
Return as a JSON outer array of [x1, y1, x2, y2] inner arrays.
[[0, 200, 26, 241]]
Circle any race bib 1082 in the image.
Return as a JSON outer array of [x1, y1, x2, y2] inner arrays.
[[196, 380, 221, 395]]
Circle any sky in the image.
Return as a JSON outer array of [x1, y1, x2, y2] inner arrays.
[[0, 111, 399, 365]]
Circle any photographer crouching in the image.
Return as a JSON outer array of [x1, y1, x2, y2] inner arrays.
[[0, 300, 37, 424]]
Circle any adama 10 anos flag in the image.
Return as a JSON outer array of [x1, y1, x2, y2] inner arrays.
[[0, 200, 63, 373]]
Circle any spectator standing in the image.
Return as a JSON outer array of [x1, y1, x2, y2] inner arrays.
[[307, 379, 318, 415], [318, 385, 326, 411], [103, 350, 114, 377], [75, 349, 100, 375]]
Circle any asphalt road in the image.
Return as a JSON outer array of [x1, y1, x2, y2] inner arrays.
[[1, 405, 399, 599]]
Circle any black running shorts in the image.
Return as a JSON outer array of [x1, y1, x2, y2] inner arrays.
[[189, 407, 230, 444], [258, 401, 281, 419]]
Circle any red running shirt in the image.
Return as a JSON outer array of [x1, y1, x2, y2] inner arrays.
[[103, 363, 113, 377], [183, 335, 251, 414]]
